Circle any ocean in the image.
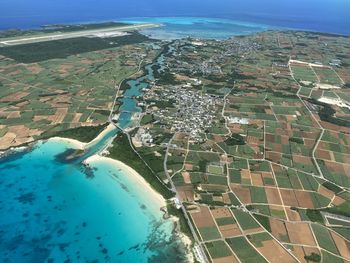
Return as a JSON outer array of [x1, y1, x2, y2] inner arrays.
[[0, 40, 188, 262], [0, 0, 350, 35], [0, 139, 186, 262]]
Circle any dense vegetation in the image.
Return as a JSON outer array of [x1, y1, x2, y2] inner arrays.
[[224, 134, 246, 145], [156, 70, 179, 85], [0, 22, 130, 38], [0, 32, 152, 63], [308, 98, 350, 127], [40, 123, 108, 142], [289, 137, 304, 144], [304, 252, 321, 262], [140, 114, 155, 125], [108, 133, 174, 199], [166, 204, 193, 241], [305, 209, 324, 223]]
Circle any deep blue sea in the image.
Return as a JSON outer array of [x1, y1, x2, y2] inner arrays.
[[0, 0, 350, 35]]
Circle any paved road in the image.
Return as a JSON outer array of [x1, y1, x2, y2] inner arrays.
[[0, 23, 161, 46], [164, 136, 209, 263]]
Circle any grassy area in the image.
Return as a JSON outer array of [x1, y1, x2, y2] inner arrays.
[[207, 165, 223, 175], [205, 240, 232, 259], [248, 232, 271, 247], [232, 208, 261, 230], [250, 186, 268, 204], [253, 214, 271, 232], [198, 226, 221, 241], [215, 216, 236, 226], [166, 204, 193, 241], [311, 224, 339, 255], [108, 133, 174, 199], [305, 209, 324, 223], [226, 236, 267, 263], [321, 250, 343, 263], [140, 114, 155, 125], [40, 123, 108, 142], [325, 200, 350, 217], [291, 64, 318, 82]]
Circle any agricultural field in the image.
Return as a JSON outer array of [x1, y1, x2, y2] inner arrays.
[[290, 63, 318, 83], [128, 30, 350, 262], [0, 30, 160, 149], [2, 23, 350, 262]]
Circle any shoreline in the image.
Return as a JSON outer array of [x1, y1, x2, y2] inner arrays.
[[49, 136, 86, 150], [1, 16, 348, 40], [85, 153, 167, 209], [0, 129, 194, 260], [85, 153, 194, 261], [48, 123, 116, 151], [85, 123, 116, 148]]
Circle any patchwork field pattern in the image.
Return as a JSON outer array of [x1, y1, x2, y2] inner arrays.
[[2, 25, 350, 263], [131, 31, 350, 262], [0, 33, 159, 149]]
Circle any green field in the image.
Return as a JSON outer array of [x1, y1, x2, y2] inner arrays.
[[321, 250, 344, 263], [327, 217, 350, 227], [313, 67, 343, 86], [291, 64, 318, 82], [205, 240, 233, 259], [215, 216, 236, 226], [311, 224, 339, 255], [232, 208, 261, 230], [208, 165, 224, 175], [226, 236, 267, 263], [250, 186, 268, 204], [248, 232, 272, 247], [198, 226, 222, 241]]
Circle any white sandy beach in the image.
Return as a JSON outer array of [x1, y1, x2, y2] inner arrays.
[[49, 137, 86, 149], [88, 152, 195, 261], [47, 123, 193, 259], [49, 123, 116, 150], [85, 124, 116, 148], [85, 154, 166, 208]]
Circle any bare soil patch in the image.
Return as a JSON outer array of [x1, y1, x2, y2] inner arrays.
[[286, 222, 316, 246]]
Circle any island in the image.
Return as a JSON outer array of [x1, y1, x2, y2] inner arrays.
[[1, 22, 350, 263]]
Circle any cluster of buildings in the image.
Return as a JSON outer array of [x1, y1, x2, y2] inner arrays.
[[133, 127, 154, 147], [162, 38, 261, 77], [144, 85, 223, 141]]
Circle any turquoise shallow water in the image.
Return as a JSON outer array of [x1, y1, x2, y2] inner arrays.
[[1, 1, 350, 35], [0, 40, 186, 262], [120, 17, 271, 40], [0, 139, 185, 262]]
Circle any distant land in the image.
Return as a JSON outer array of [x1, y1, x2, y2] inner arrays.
[[1, 0, 349, 35]]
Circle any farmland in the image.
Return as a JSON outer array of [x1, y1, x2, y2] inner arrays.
[[127, 30, 350, 262], [0, 28, 160, 150], [1, 23, 350, 262]]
